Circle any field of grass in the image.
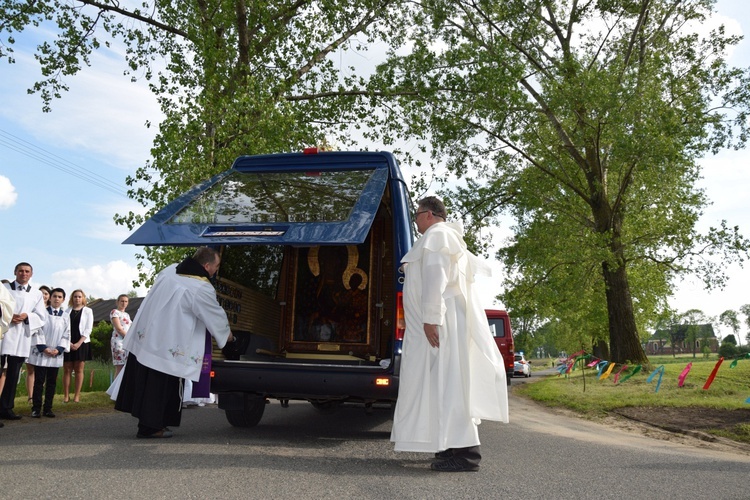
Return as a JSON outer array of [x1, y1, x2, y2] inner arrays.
[[517, 354, 750, 414]]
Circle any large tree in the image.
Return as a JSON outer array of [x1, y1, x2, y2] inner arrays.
[[364, 0, 750, 363], [719, 309, 740, 344], [681, 308, 707, 358], [1, 0, 407, 282], [739, 304, 750, 346]]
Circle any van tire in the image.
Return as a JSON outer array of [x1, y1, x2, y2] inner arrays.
[[224, 395, 266, 427]]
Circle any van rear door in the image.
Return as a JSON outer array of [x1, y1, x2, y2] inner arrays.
[[124, 151, 392, 247]]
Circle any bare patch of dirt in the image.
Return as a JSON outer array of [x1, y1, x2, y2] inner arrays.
[[613, 406, 750, 432], [610, 406, 750, 449], [511, 375, 750, 456]]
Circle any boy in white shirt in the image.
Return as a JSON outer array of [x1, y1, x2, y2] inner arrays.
[[29, 288, 70, 418]]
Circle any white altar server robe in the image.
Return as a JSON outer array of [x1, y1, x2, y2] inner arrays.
[[29, 311, 71, 368], [1, 283, 47, 358]]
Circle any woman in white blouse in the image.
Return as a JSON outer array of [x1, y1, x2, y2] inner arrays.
[[63, 289, 93, 403]]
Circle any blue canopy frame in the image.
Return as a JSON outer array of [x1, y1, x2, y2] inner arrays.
[[123, 151, 395, 247]]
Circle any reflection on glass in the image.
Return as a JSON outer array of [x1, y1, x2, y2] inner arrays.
[[169, 169, 375, 224], [488, 318, 506, 338]]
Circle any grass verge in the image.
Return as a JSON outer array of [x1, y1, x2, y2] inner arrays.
[[516, 355, 750, 443], [12, 360, 117, 413]]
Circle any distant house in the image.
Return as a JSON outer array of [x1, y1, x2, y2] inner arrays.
[[647, 324, 718, 355], [87, 297, 145, 324]]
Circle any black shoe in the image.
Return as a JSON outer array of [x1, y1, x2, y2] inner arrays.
[[430, 457, 479, 472], [0, 421, 4, 427], [43, 411, 56, 418], [434, 449, 454, 460], [136, 429, 174, 439], [0, 411, 22, 420], [31, 410, 41, 418]]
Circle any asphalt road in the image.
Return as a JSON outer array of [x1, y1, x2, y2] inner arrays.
[[1, 373, 749, 500]]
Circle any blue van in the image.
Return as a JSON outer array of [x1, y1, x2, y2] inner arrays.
[[124, 149, 414, 426]]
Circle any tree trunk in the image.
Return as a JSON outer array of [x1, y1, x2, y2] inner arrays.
[[602, 261, 648, 364], [592, 339, 609, 360]]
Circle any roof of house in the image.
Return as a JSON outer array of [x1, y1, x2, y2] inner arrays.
[[87, 297, 145, 324], [650, 323, 716, 341]]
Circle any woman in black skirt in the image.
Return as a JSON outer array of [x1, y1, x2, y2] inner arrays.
[[63, 289, 94, 403]]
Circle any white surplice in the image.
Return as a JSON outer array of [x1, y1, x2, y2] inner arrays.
[[1, 283, 47, 358], [0, 284, 15, 340], [391, 222, 509, 453], [121, 264, 232, 381], [28, 311, 71, 368]]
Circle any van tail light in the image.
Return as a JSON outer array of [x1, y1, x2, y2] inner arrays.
[[303, 147, 319, 154], [395, 292, 405, 341]]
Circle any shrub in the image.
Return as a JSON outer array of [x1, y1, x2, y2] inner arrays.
[[718, 342, 738, 359], [90, 320, 113, 362]]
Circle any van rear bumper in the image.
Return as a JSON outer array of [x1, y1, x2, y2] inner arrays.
[[210, 359, 400, 402]]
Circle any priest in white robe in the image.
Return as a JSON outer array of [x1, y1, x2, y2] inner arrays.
[[0, 283, 15, 338], [390, 196, 509, 472], [114, 247, 235, 438], [0, 282, 15, 428]]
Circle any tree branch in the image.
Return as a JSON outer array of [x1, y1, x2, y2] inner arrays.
[[77, 0, 188, 39], [285, 2, 389, 88]]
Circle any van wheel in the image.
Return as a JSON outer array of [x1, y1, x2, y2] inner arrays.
[[225, 395, 266, 427], [506, 376, 511, 386]]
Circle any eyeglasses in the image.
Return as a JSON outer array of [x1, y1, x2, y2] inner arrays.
[[415, 210, 431, 218]]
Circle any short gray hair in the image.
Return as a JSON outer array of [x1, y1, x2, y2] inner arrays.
[[417, 196, 447, 220], [192, 247, 220, 265]]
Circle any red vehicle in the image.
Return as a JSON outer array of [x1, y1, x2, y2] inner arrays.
[[486, 309, 514, 385]]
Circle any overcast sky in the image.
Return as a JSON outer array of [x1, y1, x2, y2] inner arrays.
[[1, 1, 749, 339]]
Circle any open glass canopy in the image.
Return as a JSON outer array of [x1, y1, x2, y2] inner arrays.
[[123, 152, 392, 246]]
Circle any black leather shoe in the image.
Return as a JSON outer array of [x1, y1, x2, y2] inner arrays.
[[31, 410, 41, 418], [430, 457, 479, 472], [43, 411, 56, 418], [0, 411, 22, 420], [434, 449, 454, 459], [136, 429, 174, 439]]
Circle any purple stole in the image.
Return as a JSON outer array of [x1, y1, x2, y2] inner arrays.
[[191, 331, 213, 398]]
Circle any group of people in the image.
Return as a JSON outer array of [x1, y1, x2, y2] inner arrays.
[[0, 262, 133, 427], [0, 250, 228, 439], [1, 197, 509, 472]]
